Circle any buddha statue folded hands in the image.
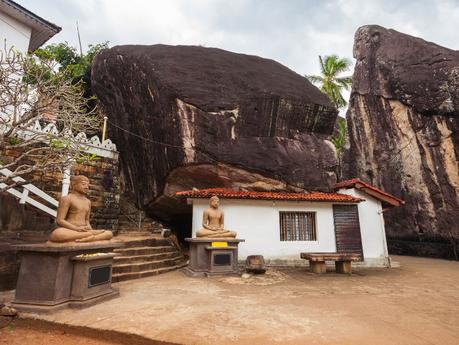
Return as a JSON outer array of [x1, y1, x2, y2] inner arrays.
[[47, 175, 113, 243], [196, 196, 237, 238]]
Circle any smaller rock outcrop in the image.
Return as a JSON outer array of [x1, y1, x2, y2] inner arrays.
[[345, 25, 459, 258]]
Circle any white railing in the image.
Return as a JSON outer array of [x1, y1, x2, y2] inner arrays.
[[0, 166, 58, 217], [3, 120, 118, 159]]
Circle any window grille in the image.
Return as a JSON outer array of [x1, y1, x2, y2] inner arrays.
[[279, 212, 316, 241]]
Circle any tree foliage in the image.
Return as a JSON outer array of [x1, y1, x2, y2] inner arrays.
[[331, 118, 347, 156], [330, 117, 347, 180], [306, 55, 353, 109], [33, 41, 109, 90], [0, 46, 103, 190]]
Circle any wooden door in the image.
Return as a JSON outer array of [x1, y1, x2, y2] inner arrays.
[[333, 205, 363, 258]]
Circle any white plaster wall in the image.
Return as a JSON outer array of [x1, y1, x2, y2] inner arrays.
[[190, 198, 337, 262], [0, 11, 32, 53], [338, 188, 389, 266]]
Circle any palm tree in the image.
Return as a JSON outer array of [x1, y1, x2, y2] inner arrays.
[[306, 55, 352, 109]]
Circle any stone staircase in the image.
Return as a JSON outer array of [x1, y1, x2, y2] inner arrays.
[[112, 236, 187, 283], [112, 197, 188, 282]]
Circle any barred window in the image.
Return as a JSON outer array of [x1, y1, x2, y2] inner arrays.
[[279, 212, 316, 241]]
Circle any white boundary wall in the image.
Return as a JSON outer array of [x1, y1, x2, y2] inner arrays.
[[189, 195, 390, 267]]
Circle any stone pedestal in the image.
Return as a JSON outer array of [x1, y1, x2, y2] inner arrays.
[[183, 238, 244, 277], [12, 241, 122, 313]]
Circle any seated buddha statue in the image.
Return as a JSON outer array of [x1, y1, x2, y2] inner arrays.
[[196, 196, 237, 238], [48, 175, 113, 243]]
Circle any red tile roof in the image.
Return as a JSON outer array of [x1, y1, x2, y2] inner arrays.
[[176, 188, 364, 203], [334, 178, 404, 206]]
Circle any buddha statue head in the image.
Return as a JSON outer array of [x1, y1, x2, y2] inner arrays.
[[209, 195, 220, 209], [71, 175, 90, 196]]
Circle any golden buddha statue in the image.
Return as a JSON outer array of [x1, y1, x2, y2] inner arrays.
[[196, 196, 237, 238], [48, 175, 113, 243]]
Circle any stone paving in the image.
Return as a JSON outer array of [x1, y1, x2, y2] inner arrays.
[[4, 256, 459, 345]]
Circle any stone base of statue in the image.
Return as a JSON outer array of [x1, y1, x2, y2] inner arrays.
[[12, 241, 122, 314], [183, 238, 245, 277]]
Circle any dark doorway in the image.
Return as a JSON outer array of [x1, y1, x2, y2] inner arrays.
[[333, 205, 363, 258]]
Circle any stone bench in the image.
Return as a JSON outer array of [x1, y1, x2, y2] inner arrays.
[[300, 253, 362, 274]]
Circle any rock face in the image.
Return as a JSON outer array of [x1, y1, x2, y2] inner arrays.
[[92, 45, 338, 223], [346, 25, 459, 256]]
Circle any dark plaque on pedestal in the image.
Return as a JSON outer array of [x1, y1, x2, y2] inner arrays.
[[89, 265, 111, 287], [214, 253, 231, 266]]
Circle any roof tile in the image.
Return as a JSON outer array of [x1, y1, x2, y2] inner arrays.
[[176, 188, 364, 203], [334, 178, 404, 205]]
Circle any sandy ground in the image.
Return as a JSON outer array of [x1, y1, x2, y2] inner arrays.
[[2, 255, 459, 345], [0, 318, 175, 345]]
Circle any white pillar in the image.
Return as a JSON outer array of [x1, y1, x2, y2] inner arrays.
[[61, 166, 71, 196]]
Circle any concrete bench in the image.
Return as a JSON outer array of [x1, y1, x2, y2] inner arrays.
[[300, 253, 362, 274]]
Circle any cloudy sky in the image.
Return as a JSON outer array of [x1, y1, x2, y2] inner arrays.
[[19, 0, 459, 106]]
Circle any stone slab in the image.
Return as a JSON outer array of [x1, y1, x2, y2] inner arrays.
[[300, 252, 362, 262]]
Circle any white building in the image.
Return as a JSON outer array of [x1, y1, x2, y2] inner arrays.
[[178, 179, 403, 267], [0, 0, 60, 53]]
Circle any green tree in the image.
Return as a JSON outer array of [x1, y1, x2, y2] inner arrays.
[[306, 55, 352, 109], [33, 41, 109, 92], [331, 118, 347, 179]]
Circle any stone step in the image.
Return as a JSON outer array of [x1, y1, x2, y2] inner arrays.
[[113, 256, 184, 274], [112, 262, 188, 283], [114, 246, 176, 256], [118, 223, 151, 230], [114, 252, 180, 264], [120, 238, 172, 247], [114, 234, 175, 246], [115, 235, 171, 246], [117, 230, 154, 236]]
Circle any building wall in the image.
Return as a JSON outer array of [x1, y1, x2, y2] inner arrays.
[[0, 11, 32, 53], [190, 196, 390, 267], [191, 198, 337, 264], [337, 188, 389, 266]]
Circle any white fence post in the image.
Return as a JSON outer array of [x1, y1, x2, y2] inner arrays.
[[19, 187, 29, 204], [61, 166, 71, 196]]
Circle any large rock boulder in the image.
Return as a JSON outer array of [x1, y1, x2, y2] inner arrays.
[[91, 45, 338, 222], [345, 25, 459, 257]]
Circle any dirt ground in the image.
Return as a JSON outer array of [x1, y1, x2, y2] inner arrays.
[[0, 319, 124, 345], [1, 255, 458, 345], [0, 318, 176, 345]]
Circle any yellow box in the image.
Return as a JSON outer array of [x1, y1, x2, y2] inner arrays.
[[211, 242, 228, 248]]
